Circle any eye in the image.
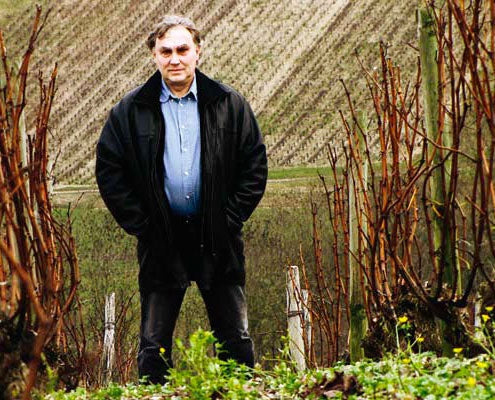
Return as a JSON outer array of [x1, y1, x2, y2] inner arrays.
[[160, 48, 172, 56], [177, 46, 189, 55]]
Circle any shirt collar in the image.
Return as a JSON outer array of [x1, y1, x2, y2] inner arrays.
[[160, 74, 197, 103]]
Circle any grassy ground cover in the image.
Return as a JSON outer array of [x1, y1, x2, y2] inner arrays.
[[40, 329, 495, 399]]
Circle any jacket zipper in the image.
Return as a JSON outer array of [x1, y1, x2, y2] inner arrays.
[[210, 160, 215, 258], [199, 102, 217, 259], [199, 108, 206, 256], [208, 106, 217, 259], [151, 108, 171, 245]]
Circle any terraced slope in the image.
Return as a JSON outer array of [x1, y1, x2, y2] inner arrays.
[[262, 0, 418, 166], [3, 0, 417, 184]]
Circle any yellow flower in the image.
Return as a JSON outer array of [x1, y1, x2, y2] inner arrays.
[[159, 347, 166, 354], [453, 347, 464, 354], [476, 361, 489, 369], [398, 315, 408, 324], [417, 336, 425, 343], [485, 306, 493, 312], [467, 377, 476, 387], [482, 314, 491, 323], [402, 358, 411, 364]]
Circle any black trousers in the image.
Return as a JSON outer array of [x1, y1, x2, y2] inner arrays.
[[137, 217, 254, 384]]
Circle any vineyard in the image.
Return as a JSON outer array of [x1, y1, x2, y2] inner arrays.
[[3, 0, 417, 184], [3, 1, 495, 398]]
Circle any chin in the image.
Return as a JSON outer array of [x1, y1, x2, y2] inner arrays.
[[167, 74, 187, 82]]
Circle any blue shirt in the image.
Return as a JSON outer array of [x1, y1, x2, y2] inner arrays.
[[160, 75, 201, 216]]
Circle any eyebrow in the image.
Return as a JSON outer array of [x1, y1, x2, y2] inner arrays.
[[158, 44, 190, 51]]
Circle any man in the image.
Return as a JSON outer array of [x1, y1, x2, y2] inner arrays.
[[95, 15, 267, 384]]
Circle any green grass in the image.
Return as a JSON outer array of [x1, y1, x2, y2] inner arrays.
[[268, 166, 335, 180], [41, 329, 495, 399], [51, 165, 335, 190]]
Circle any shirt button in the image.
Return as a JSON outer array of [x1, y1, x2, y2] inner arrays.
[[181, 125, 185, 129], [185, 195, 190, 200], [184, 171, 189, 176], [183, 148, 187, 152]]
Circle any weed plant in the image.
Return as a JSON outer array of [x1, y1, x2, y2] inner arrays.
[[42, 327, 495, 399]]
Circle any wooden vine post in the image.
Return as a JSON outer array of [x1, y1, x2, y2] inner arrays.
[[102, 292, 116, 384], [418, 3, 457, 355], [287, 265, 307, 371], [348, 111, 368, 362]]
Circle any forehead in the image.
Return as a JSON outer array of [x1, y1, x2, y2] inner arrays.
[[156, 25, 196, 48]]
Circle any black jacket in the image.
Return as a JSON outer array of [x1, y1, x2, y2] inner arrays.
[[96, 70, 267, 292]]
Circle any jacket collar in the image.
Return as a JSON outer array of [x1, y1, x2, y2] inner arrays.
[[134, 69, 228, 108]]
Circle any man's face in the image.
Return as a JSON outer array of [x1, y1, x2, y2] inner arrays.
[[152, 25, 200, 90]]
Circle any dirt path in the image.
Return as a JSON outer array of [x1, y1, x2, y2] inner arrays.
[[52, 176, 319, 208]]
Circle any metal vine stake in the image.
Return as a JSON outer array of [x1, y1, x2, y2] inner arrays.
[[0, 6, 81, 399]]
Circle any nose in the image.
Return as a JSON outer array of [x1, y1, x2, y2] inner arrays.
[[170, 52, 180, 65]]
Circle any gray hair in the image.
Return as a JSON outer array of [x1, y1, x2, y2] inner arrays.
[[146, 15, 201, 50]]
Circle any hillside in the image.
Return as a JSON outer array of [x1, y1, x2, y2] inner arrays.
[[3, 0, 418, 184]]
